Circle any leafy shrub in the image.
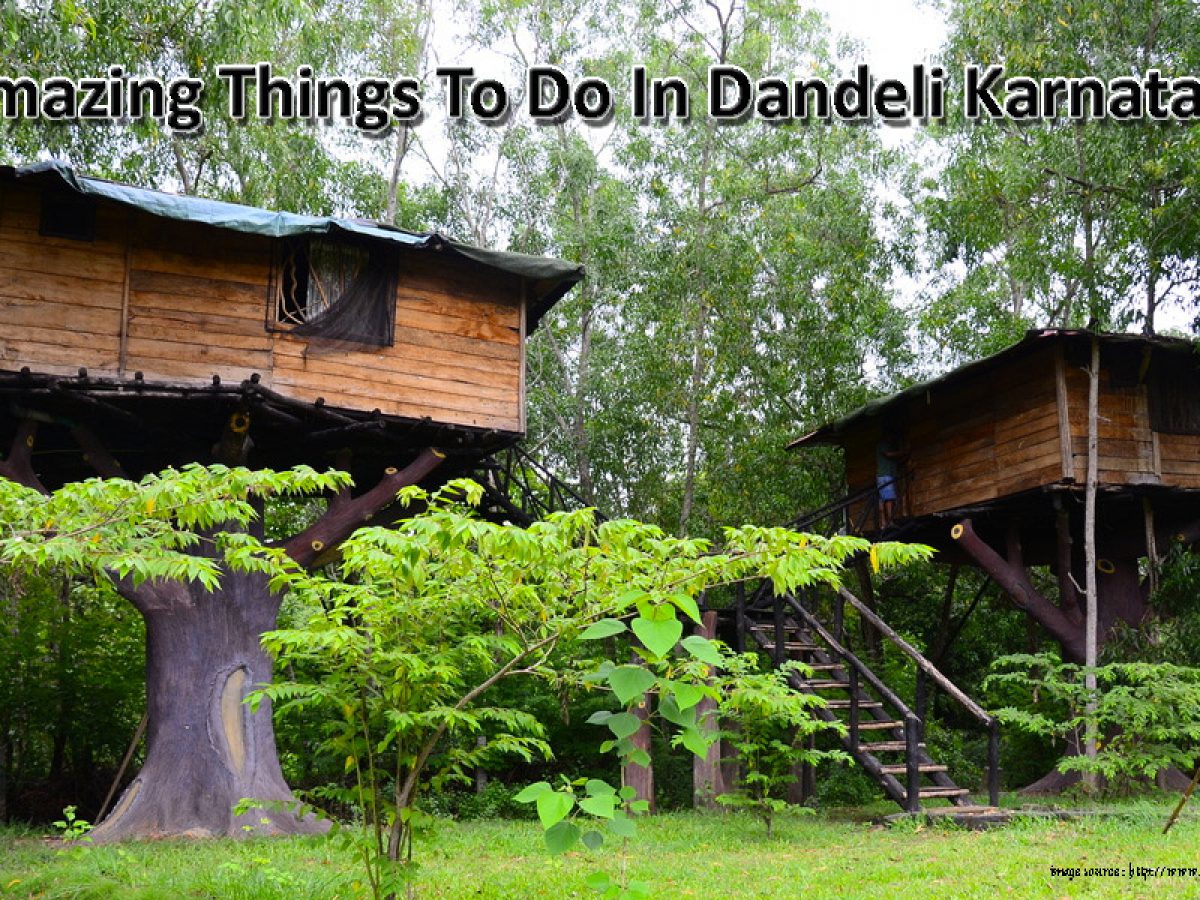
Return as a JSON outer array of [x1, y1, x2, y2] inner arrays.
[[423, 782, 537, 821], [985, 653, 1200, 791]]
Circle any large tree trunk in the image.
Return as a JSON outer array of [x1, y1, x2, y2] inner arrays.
[[91, 564, 326, 842], [1021, 732, 1192, 795]]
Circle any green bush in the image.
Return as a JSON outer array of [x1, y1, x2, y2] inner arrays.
[[423, 782, 537, 820]]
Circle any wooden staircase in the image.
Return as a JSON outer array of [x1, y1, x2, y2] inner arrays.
[[736, 590, 1000, 813]]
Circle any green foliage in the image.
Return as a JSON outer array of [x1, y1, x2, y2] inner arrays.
[[986, 653, 1200, 791], [50, 805, 92, 842], [0, 465, 350, 588], [713, 655, 846, 836]]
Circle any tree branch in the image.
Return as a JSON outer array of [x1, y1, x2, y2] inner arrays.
[[0, 420, 46, 493], [952, 518, 1085, 662], [70, 424, 127, 479], [279, 447, 446, 568]]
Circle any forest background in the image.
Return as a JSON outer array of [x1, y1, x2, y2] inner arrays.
[[2, 0, 1200, 822]]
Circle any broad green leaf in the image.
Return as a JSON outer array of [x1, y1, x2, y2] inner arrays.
[[670, 681, 706, 711], [585, 869, 610, 889], [586, 779, 616, 797], [609, 813, 637, 839], [606, 712, 642, 740], [581, 618, 627, 640], [545, 820, 581, 855], [514, 781, 553, 803], [680, 635, 722, 665], [581, 831, 604, 851], [657, 695, 697, 729], [536, 790, 574, 829], [586, 710, 614, 725], [631, 616, 683, 658], [678, 726, 712, 757], [669, 593, 702, 624], [579, 794, 616, 819], [607, 665, 656, 704]]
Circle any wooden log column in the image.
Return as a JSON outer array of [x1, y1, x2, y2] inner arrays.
[[692, 610, 725, 808]]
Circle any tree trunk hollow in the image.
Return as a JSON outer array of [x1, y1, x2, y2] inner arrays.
[[91, 569, 327, 842]]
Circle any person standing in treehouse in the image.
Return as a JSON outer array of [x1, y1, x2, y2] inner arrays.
[[876, 428, 907, 529]]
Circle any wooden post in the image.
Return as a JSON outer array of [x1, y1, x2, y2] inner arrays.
[[848, 666, 860, 748], [692, 611, 724, 809], [1144, 498, 1160, 596], [1084, 336, 1100, 789], [987, 720, 1001, 807], [624, 697, 655, 814], [915, 667, 928, 742], [773, 595, 786, 667], [904, 714, 921, 813]]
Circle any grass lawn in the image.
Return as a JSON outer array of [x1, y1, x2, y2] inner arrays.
[[3, 798, 1199, 898]]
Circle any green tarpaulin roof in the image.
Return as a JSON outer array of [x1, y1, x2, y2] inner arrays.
[[9, 160, 583, 327]]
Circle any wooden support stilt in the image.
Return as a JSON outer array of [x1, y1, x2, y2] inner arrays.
[[692, 610, 724, 809], [624, 696, 655, 814], [0, 420, 45, 493]]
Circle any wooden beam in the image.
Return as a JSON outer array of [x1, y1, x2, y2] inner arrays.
[[1054, 345, 1074, 481], [279, 447, 445, 569], [0, 419, 45, 493]]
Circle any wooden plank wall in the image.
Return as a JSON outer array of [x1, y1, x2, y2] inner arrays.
[[1157, 433, 1200, 488], [0, 183, 126, 376], [1061, 357, 1159, 486], [271, 254, 523, 432], [0, 183, 525, 433], [843, 346, 1064, 524]]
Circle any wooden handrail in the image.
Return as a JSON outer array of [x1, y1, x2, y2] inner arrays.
[[837, 586, 994, 727], [784, 596, 914, 719]]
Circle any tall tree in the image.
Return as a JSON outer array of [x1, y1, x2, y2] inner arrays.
[[923, 0, 1200, 363]]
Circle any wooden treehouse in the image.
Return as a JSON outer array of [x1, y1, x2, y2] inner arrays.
[[0, 162, 585, 842], [789, 329, 1200, 663], [0, 160, 582, 492], [711, 330, 1200, 814]]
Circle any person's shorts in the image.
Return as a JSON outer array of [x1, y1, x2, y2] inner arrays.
[[877, 476, 897, 502]]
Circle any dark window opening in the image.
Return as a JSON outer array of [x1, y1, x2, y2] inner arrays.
[[39, 192, 96, 241], [271, 238, 396, 348], [1149, 352, 1200, 435]]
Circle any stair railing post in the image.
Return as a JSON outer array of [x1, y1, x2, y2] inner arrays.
[[988, 719, 1000, 807], [915, 667, 928, 742], [773, 594, 786, 667], [734, 583, 746, 653], [848, 665, 859, 749], [904, 714, 921, 814]]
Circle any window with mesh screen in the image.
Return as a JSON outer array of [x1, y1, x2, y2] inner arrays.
[[271, 238, 396, 348]]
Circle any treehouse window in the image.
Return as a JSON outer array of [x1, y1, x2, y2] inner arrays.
[[39, 192, 96, 241], [1149, 354, 1200, 435], [271, 238, 395, 348]]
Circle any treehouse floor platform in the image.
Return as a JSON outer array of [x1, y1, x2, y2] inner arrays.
[[0, 369, 510, 489], [871, 481, 1200, 568]]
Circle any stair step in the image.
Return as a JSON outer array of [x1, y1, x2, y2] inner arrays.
[[805, 680, 850, 690], [859, 741, 925, 752], [854, 720, 903, 731], [761, 642, 821, 653], [804, 663, 844, 671], [879, 764, 949, 775], [905, 787, 972, 800], [825, 699, 883, 709]]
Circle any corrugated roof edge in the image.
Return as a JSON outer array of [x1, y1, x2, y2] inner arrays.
[[787, 328, 1199, 451], [7, 160, 583, 330]]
